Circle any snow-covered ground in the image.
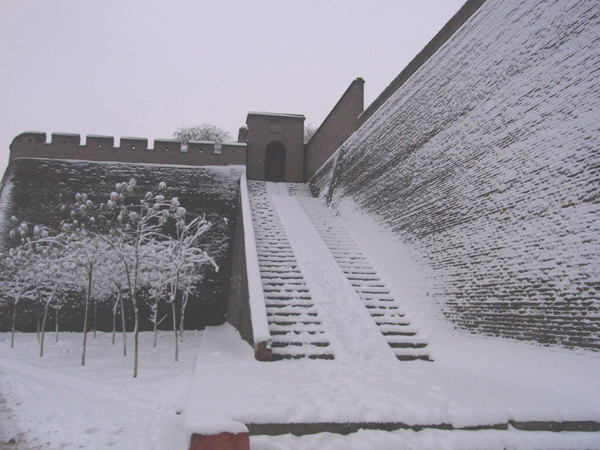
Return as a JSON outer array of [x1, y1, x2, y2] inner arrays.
[[192, 324, 600, 449], [1, 325, 599, 449], [1, 177, 599, 449], [0, 331, 202, 450], [251, 428, 600, 450]]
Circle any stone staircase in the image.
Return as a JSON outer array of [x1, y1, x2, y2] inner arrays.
[[289, 184, 431, 361], [247, 181, 334, 360], [247, 181, 430, 362]]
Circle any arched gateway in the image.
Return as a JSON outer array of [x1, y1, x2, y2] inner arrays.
[[264, 141, 286, 182]]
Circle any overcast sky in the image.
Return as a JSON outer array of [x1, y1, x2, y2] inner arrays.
[[0, 0, 465, 172]]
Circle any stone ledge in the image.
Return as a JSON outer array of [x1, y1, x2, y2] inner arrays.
[[246, 420, 600, 436]]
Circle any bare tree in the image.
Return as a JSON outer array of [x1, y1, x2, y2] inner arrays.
[[174, 124, 233, 149], [304, 123, 318, 144], [142, 261, 168, 348], [1, 178, 216, 377], [3, 220, 41, 348], [159, 211, 216, 361]]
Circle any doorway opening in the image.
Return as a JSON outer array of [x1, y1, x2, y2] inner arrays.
[[265, 141, 286, 182]]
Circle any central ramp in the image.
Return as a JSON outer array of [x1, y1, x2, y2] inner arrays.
[[247, 181, 333, 360], [247, 181, 430, 362]]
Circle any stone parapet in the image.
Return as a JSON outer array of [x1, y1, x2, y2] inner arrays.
[[9, 132, 247, 167]]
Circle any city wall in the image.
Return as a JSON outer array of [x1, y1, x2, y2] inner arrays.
[[304, 78, 364, 181], [0, 158, 243, 332], [9, 132, 247, 167], [312, 0, 600, 351]]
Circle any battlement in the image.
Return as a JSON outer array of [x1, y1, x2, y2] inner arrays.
[[9, 132, 247, 167]]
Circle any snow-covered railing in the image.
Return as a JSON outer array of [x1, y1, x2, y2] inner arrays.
[[239, 172, 272, 360]]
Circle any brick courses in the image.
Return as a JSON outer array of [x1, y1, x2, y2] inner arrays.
[[312, 0, 600, 350]]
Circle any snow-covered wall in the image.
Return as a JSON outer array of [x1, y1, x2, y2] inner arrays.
[[9, 132, 247, 167], [304, 78, 364, 181], [312, 0, 600, 350], [0, 158, 242, 332]]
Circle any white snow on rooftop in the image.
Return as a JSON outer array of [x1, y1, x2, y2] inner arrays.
[[247, 111, 305, 119]]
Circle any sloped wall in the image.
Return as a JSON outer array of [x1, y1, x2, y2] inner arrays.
[[312, 0, 600, 350]]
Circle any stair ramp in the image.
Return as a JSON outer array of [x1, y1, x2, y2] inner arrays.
[[288, 184, 431, 361], [247, 181, 430, 362], [247, 181, 334, 360]]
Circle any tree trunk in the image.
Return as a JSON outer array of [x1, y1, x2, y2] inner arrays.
[[93, 296, 98, 339], [40, 286, 58, 357], [82, 272, 92, 366], [119, 292, 127, 356], [172, 300, 178, 362], [11, 298, 18, 349], [179, 293, 189, 342], [153, 299, 159, 348], [112, 297, 118, 345], [36, 293, 42, 342], [55, 305, 59, 343], [133, 304, 139, 378]]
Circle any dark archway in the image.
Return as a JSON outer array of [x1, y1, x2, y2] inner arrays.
[[265, 141, 286, 182]]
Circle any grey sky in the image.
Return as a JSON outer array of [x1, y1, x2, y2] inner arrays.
[[0, 0, 465, 172]]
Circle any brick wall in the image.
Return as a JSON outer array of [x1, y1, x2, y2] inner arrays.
[[245, 113, 305, 182], [9, 132, 247, 167], [0, 158, 242, 332], [304, 78, 364, 180], [312, 0, 600, 350]]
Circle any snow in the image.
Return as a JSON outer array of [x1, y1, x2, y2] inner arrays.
[[185, 179, 600, 447], [2, 172, 599, 449], [335, 196, 447, 343], [0, 331, 202, 450], [187, 323, 600, 425], [251, 429, 600, 450], [247, 112, 305, 119], [271, 193, 397, 364], [1, 324, 599, 449], [310, 0, 600, 351], [0, 178, 13, 248], [240, 172, 271, 345]]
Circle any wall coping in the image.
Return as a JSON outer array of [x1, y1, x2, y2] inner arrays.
[[239, 172, 272, 355], [9, 131, 248, 167], [359, 0, 488, 125]]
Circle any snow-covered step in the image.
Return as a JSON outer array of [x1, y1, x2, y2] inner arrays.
[[247, 180, 334, 361], [293, 191, 431, 362]]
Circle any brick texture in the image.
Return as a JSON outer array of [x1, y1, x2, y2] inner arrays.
[[189, 432, 249, 450], [304, 78, 364, 180], [312, 0, 600, 350], [0, 159, 242, 332], [9, 132, 247, 167]]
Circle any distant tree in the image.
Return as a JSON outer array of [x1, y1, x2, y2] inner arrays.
[[304, 123, 318, 144], [174, 124, 233, 148]]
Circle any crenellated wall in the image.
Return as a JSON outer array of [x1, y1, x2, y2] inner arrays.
[[312, 0, 600, 351], [9, 132, 247, 167]]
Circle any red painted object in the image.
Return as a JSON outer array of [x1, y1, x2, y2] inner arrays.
[[189, 432, 250, 450]]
